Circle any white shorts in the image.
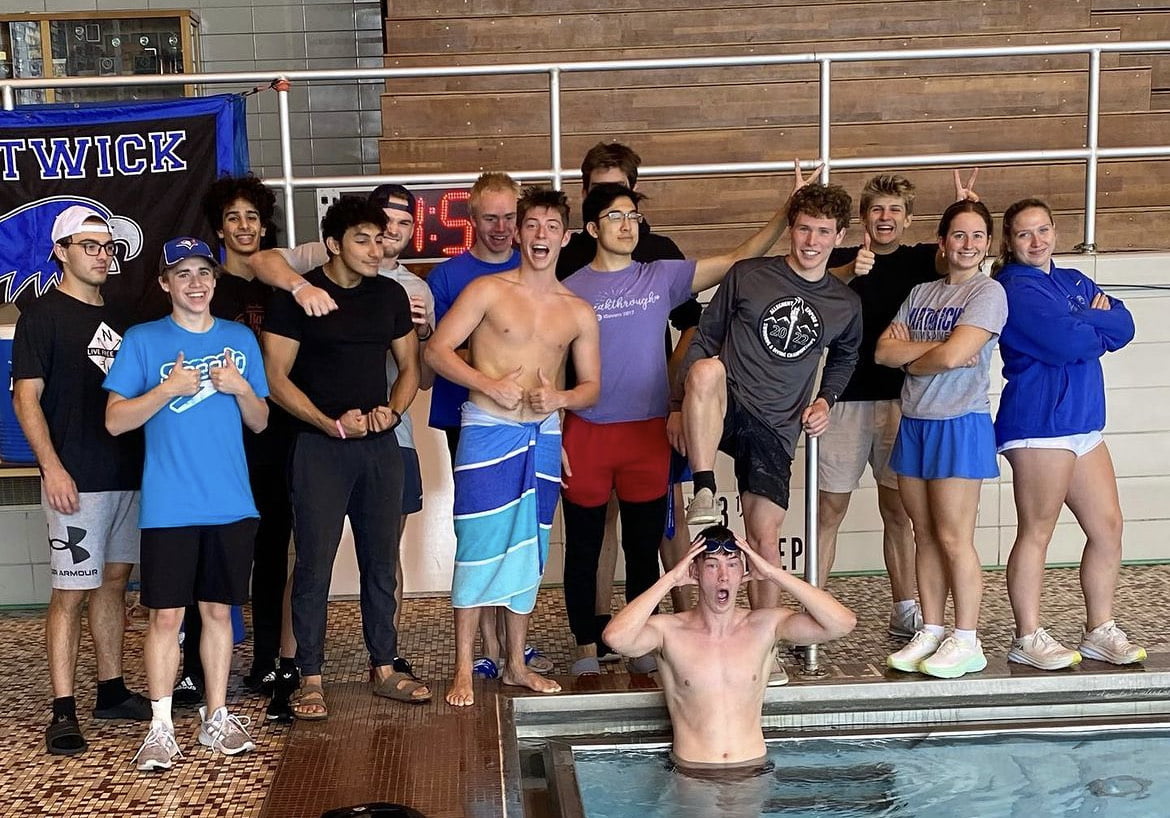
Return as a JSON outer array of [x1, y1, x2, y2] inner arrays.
[[817, 400, 902, 493], [998, 430, 1104, 459], [44, 489, 140, 591]]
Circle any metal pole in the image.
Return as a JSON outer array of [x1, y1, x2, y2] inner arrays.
[[274, 78, 297, 246], [1080, 48, 1102, 253], [819, 59, 832, 183], [802, 434, 823, 674], [549, 67, 563, 190]]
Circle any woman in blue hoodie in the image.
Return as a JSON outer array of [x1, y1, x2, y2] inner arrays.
[[995, 198, 1143, 672]]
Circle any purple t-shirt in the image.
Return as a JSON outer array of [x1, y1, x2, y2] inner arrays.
[[564, 259, 696, 424]]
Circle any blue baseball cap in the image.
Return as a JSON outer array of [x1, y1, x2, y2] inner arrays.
[[159, 236, 216, 272]]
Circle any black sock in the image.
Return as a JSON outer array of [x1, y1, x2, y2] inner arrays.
[[279, 656, 297, 673], [95, 677, 131, 710], [692, 470, 717, 494], [52, 696, 77, 721]]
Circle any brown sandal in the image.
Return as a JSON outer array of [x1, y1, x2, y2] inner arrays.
[[289, 683, 329, 720], [373, 671, 432, 704]]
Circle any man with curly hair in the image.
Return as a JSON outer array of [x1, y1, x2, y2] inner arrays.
[[673, 184, 862, 629]]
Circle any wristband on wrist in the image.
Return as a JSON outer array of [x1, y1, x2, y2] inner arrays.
[[291, 279, 311, 297], [390, 409, 402, 429], [417, 324, 433, 341], [334, 418, 346, 439]]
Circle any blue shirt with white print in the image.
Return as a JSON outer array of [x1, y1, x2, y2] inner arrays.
[[104, 316, 269, 528]]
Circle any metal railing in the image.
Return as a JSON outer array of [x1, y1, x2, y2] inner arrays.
[[5, 39, 1170, 247], [5, 41, 1170, 673]]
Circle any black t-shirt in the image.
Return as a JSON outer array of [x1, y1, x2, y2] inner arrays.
[[11, 288, 143, 491], [827, 242, 942, 401], [263, 267, 413, 435], [213, 271, 295, 466], [212, 273, 272, 335]]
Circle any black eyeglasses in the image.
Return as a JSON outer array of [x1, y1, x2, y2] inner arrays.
[[600, 210, 645, 224], [61, 239, 116, 257]]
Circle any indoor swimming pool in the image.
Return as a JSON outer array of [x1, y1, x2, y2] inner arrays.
[[509, 662, 1170, 818], [569, 723, 1167, 817]]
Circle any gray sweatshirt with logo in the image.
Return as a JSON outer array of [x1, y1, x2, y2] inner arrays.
[[675, 255, 862, 458]]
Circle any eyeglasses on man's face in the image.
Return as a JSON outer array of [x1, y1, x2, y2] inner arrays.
[[62, 239, 116, 257], [600, 210, 645, 224]]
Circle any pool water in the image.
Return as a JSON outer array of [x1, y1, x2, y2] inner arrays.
[[572, 728, 1168, 817]]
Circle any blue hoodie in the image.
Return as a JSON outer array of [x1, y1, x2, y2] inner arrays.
[[994, 261, 1134, 445]]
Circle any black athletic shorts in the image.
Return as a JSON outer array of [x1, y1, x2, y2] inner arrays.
[[400, 444, 423, 516], [140, 518, 258, 609], [718, 388, 793, 510]]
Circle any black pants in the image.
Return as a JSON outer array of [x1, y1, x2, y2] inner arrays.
[[561, 494, 667, 646], [289, 432, 403, 677]]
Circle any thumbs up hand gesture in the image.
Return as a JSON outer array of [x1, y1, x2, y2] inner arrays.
[[210, 348, 250, 396], [853, 231, 876, 277], [526, 368, 564, 414], [163, 351, 201, 397], [487, 365, 526, 412]]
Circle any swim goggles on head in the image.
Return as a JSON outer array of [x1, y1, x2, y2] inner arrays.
[[701, 536, 741, 555]]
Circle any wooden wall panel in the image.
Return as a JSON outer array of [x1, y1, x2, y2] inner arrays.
[[381, 111, 1170, 174], [388, 2, 1091, 55], [382, 0, 1170, 252], [382, 67, 1151, 138]]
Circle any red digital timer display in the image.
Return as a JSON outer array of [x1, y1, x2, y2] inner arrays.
[[400, 186, 476, 262]]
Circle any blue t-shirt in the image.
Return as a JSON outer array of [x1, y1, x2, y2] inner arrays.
[[427, 248, 520, 429], [104, 316, 269, 529]]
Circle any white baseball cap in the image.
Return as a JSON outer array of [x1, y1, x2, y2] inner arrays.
[[50, 205, 111, 244]]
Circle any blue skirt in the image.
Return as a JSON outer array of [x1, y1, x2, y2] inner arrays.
[[890, 412, 999, 480]]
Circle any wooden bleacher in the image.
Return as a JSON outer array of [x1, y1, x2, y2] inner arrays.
[[380, 0, 1170, 254]]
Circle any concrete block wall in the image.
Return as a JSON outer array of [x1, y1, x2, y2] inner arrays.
[[0, 0, 383, 244]]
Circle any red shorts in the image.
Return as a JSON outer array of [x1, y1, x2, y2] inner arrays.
[[561, 414, 670, 507]]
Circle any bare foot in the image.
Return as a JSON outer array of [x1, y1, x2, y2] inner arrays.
[[500, 666, 561, 694], [445, 671, 475, 707]]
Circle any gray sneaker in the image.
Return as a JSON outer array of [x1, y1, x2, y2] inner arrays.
[[686, 487, 719, 526], [888, 603, 924, 640], [133, 722, 182, 772], [198, 706, 255, 756]]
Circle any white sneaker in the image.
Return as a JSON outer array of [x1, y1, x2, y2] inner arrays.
[[768, 653, 789, 687], [1007, 628, 1082, 670], [133, 722, 182, 772], [887, 630, 940, 672], [685, 487, 719, 526], [888, 603, 924, 640], [920, 636, 987, 679], [1078, 620, 1147, 665], [198, 706, 255, 756]]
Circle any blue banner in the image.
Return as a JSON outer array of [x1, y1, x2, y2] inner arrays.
[[0, 94, 248, 317]]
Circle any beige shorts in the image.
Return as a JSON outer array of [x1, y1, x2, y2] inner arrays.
[[818, 400, 902, 493]]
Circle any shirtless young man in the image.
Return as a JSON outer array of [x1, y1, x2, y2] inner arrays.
[[603, 525, 855, 770], [425, 188, 602, 706]]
